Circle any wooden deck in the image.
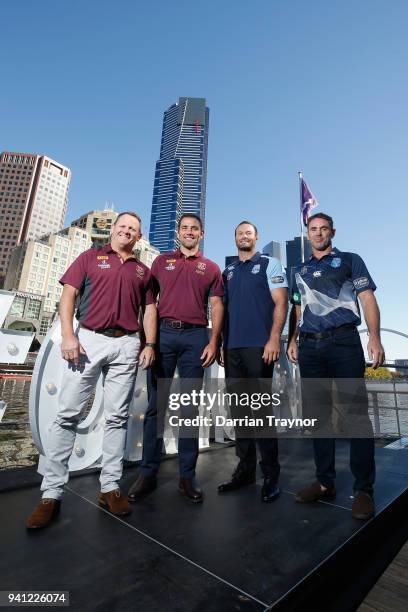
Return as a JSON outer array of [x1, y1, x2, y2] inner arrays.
[[358, 539, 408, 612]]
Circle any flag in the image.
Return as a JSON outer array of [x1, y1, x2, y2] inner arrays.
[[301, 178, 319, 226]]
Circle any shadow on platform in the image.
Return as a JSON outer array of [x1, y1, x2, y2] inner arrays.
[[1, 441, 407, 611]]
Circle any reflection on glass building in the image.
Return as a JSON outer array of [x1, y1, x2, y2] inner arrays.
[[149, 97, 209, 253]]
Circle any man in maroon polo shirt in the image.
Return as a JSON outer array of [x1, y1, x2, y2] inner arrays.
[[26, 212, 157, 529], [128, 213, 224, 503]]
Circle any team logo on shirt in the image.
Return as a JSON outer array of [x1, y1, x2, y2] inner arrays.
[[251, 264, 260, 274], [135, 265, 145, 278], [197, 262, 206, 271], [227, 271, 234, 281], [331, 258, 342, 268], [313, 271, 322, 277], [300, 266, 308, 275]]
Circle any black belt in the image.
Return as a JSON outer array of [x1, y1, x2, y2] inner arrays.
[[161, 318, 206, 330], [81, 325, 135, 338], [299, 323, 357, 341]]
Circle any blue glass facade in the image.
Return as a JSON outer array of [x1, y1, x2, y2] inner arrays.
[[149, 97, 209, 253]]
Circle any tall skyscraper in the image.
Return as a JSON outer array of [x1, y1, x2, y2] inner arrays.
[[286, 235, 313, 293], [0, 151, 71, 284], [149, 97, 209, 253]]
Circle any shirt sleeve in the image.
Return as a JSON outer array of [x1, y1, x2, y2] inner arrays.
[[59, 252, 88, 289], [209, 265, 224, 298], [149, 256, 161, 298], [266, 257, 288, 290], [290, 269, 301, 305], [144, 271, 156, 306], [350, 253, 377, 294]]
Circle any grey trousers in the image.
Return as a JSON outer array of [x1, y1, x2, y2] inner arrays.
[[41, 327, 140, 499]]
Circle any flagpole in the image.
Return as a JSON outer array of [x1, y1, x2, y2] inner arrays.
[[298, 171, 305, 263]]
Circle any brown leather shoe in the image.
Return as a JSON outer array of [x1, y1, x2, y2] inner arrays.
[[295, 481, 336, 502], [128, 473, 157, 502], [99, 489, 132, 516], [352, 492, 374, 520], [178, 478, 203, 503], [26, 499, 61, 530]]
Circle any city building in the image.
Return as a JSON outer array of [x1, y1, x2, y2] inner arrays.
[[285, 235, 313, 293], [4, 290, 54, 342], [0, 151, 71, 285], [149, 97, 209, 253], [70, 207, 117, 248], [5, 227, 90, 314], [262, 240, 281, 260], [133, 236, 159, 268]]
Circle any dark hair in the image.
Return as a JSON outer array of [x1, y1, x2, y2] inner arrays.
[[178, 214, 203, 231], [114, 211, 142, 227], [235, 220, 258, 236], [307, 212, 334, 230]]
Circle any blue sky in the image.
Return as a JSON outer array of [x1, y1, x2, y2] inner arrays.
[[1, 0, 407, 357]]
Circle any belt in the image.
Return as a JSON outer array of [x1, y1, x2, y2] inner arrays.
[[81, 324, 134, 338], [161, 318, 206, 330], [299, 323, 357, 341]]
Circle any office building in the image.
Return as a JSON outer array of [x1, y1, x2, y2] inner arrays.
[[5, 227, 90, 313], [70, 208, 117, 248], [0, 151, 71, 284], [149, 97, 209, 253], [262, 240, 281, 260], [285, 236, 313, 293]]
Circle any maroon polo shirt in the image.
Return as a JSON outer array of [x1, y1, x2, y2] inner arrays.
[[151, 249, 224, 326], [59, 244, 154, 332]]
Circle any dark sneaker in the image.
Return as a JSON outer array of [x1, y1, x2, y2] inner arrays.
[[352, 492, 374, 520], [128, 473, 157, 502], [178, 478, 203, 503], [99, 489, 132, 516], [26, 499, 61, 530], [261, 479, 281, 503], [295, 481, 336, 502], [218, 470, 256, 493]]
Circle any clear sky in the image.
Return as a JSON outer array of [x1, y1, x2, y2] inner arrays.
[[1, 0, 407, 357]]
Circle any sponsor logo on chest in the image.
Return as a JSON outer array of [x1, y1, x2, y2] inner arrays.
[[97, 255, 110, 269], [165, 258, 176, 271], [331, 257, 342, 268]]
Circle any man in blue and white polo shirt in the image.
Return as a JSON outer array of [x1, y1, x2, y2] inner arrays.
[[287, 212, 384, 520], [219, 221, 288, 502]]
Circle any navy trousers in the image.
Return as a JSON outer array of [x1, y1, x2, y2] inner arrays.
[[140, 324, 208, 479], [224, 347, 280, 483], [298, 327, 375, 494]]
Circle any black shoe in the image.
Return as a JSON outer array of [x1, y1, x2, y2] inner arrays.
[[261, 479, 281, 503], [128, 473, 157, 502], [218, 471, 256, 493], [178, 478, 203, 503]]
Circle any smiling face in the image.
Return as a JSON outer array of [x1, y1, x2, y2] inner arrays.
[[307, 217, 335, 254], [110, 213, 141, 252], [235, 223, 257, 253], [177, 216, 204, 252]]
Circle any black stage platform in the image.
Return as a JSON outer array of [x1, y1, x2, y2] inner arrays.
[[1, 441, 408, 612]]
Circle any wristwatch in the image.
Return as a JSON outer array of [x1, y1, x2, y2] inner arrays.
[[145, 342, 156, 348]]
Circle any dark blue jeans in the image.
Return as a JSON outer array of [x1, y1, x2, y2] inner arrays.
[[140, 325, 208, 479], [298, 327, 375, 494]]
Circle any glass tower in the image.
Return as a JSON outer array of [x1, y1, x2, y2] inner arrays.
[[149, 97, 209, 253]]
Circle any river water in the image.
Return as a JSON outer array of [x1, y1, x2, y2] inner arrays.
[[1, 378, 407, 471]]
